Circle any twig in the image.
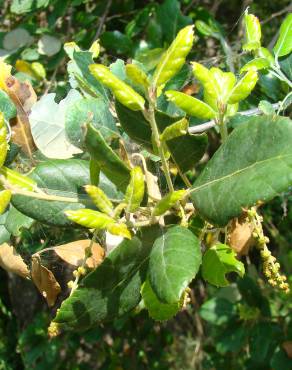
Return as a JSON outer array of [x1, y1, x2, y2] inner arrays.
[[94, 0, 113, 40], [261, 3, 292, 25], [188, 102, 280, 134], [183, 0, 198, 15]]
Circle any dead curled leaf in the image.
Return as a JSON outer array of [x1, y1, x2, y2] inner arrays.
[[0, 60, 36, 156], [228, 214, 255, 256], [53, 239, 105, 269], [0, 243, 30, 278], [6, 76, 36, 156], [31, 256, 61, 307]]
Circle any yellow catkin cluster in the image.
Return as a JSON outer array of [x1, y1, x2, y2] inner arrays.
[[247, 208, 289, 293], [48, 322, 61, 338]]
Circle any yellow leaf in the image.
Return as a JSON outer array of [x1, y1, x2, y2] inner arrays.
[[0, 243, 30, 278], [0, 60, 12, 91]]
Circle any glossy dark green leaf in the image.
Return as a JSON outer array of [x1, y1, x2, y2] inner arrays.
[[216, 326, 247, 354], [148, 226, 201, 304], [279, 52, 292, 80], [116, 102, 207, 172], [271, 346, 292, 370], [249, 322, 281, 364], [156, 0, 191, 42], [11, 159, 90, 226], [5, 206, 34, 236], [100, 31, 134, 56], [54, 236, 151, 331], [141, 280, 180, 321], [191, 115, 292, 226], [202, 244, 245, 287], [199, 297, 237, 325], [85, 124, 130, 192], [65, 97, 117, 150], [12, 159, 121, 226]]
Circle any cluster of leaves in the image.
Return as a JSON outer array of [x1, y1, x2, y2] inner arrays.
[[0, 0, 291, 368]]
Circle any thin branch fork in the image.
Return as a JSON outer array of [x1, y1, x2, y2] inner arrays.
[[188, 102, 280, 134]]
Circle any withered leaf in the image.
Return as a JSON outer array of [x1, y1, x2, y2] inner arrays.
[[145, 170, 161, 201], [54, 239, 105, 269], [4, 75, 36, 156], [0, 243, 30, 278], [31, 256, 61, 307], [228, 215, 254, 256]]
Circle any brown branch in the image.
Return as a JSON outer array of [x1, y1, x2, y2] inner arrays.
[[94, 0, 113, 40]]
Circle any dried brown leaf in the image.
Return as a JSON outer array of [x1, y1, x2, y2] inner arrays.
[[54, 239, 105, 268], [31, 256, 61, 307], [228, 215, 255, 256], [5, 76, 36, 156], [0, 243, 30, 278], [86, 243, 105, 268]]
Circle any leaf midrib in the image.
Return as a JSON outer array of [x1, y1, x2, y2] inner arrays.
[[191, 153, 292, 195]]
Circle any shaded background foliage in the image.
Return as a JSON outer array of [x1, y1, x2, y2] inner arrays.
[[0, 0, 291, 369]]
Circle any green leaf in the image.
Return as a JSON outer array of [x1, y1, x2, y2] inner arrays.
[[153, 190, 186, 216], [152, 25, 194, 90], [67, 50, 109, 100], [240, 58, 270, 73], [65, 97, 117, 150], [195, 20, 218, 37], [258, 100, 276, 115], [227, 70, 258, 104], [5, 206, 34, 236], [199, 297, 237, 325], [12, 159, 121, 226], [148, 226, 201, 304], [274, 13, 292, 58], [141, 280, 180, 321], [165, 90, 216, 119], [38, 35, 61, 57], [3, 28, 33, 51], [11, 159, 90, 226], [249, 322, 281, 364], [0, 211, 11, 244], [89, 64, 145, 111], [85, 123, 130, 192], [202, 244, 245, 287], [125, 63, 149, 90], [216, 326, 247, 354], [100, 31, 134, 56], [156, 0, 192, 42], [192, 64, 236, 109], [125, 166, 145, 213], [279, 52, 292, 80], [11, 0, 49, 14], [54, 236, 153, 331], [271, 346, 292, 370], [29, 90, 82, 159], [191, 115, 292, 226], [116, 102, 208, 173], [160, 118, 188, 141], [0, 90, 16, 121], [243, 11, 261, 51]]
